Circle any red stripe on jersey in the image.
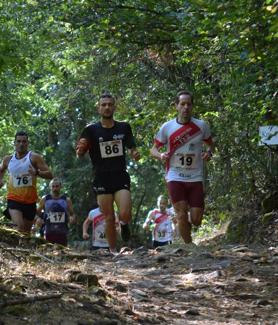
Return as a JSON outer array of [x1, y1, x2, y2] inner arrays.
[[166, 122, 201, 170], [154, 138, 165, 149], [93, 214, 105, 227], [154, 214, 168, 224]]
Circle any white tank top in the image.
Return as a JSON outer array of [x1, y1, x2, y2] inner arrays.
[[7, 151, 37, 203]]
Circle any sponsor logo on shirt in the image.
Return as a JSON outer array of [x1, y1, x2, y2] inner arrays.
[[113, 134, 124, 140]]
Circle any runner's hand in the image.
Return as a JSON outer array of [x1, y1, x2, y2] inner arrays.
[[160, 152, 170, 162], [201, 150, 212, 161], [131, 149, 140, 161], [83, 233, 90, 240]]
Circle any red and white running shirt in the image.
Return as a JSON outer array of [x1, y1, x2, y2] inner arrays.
[[144, 209, 174, 242], [88, 208, 109, 248], [154, 117, 212, 182]]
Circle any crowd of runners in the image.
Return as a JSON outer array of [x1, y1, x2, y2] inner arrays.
[[0, 91, 213, 254]]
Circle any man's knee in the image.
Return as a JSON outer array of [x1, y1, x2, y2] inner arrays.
[[192, 218, 202, 226], [118, 210, 131, 223], [176, 212, 188, 223], [191, 210, 203, 226]]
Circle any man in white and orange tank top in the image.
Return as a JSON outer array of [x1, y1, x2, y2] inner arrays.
[[0, 131, 53, 233]]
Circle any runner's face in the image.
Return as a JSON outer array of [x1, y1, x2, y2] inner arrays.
[[158, 198, 168, 212], [51, 181, 61, 195], [176, 94, 193, 122], [15, 136, 29, 154], [98, 97, 115, 119]]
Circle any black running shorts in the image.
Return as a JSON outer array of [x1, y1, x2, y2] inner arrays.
[[7, 199, 37, 221], [93, 170, 131, 195]]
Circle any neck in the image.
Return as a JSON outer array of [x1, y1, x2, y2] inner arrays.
[[51, 193, 60, 199], [16, 151, 28, 159], [177, 116, 191, 124], [101, 118, 115, 128]]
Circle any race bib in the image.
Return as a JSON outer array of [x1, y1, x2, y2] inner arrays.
[[158, 229, 167, 239], [12, 175, 32, 188], [48, 212, 66, 223], [173, 152, 197, 169], [99, 140, 123, 158], [96, 230, 106, 240]]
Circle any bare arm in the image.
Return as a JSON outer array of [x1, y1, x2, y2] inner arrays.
[[0, 155, 12, 188], [76, 138, 89, 158], [82, 217, 91, 240], [143, 211, 154, 231], [35, 196, 46, 227], [30, 153, 53, 179], [67, 198, 76, 224], [150, 144, 169, 162], [129, 147, 140, 161], [202, 137, 215, 161]]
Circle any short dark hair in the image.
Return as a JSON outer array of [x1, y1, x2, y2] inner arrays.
[[15, 131, 28, 140], [175, 90, 193, 105], [99, 92, 115, 104]]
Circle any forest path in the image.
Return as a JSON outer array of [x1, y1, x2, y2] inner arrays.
[[0, 227, 277, 324]]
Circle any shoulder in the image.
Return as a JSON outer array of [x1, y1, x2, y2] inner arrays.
[[45, 194, 52, 200], [88, 208, 100, 218], [82, 122, 100, 134], [88, 208, 102, 220], [160, 118, 176, 130], [148, 209, 156, 216], [30, 151, 43, 162], [1, 155, 13, 167], [39, 195, 47, 203], [86, 122, 100, 129], [115, 121, 132, 130], [191, 117, 208, 128]]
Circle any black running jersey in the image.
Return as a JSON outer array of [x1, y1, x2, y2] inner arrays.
[[80, 121, 136, 173]]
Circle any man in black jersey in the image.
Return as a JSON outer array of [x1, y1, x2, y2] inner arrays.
[[76, 93, 140, 254]]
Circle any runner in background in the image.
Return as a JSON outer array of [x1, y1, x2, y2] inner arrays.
[[143, 195, 174, 248]]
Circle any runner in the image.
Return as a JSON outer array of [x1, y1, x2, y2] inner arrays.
[[0, 131, 53, 233], [83, 206, 120, 250], [76, 93, 140, 254], [150, 90, 214, 244], [143, 195, 174, 248], [36, 177, 76, 246]]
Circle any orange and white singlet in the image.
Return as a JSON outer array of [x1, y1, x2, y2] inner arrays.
[[7, 151, 37, 204]]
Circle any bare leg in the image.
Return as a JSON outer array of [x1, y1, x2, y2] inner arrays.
[[190, 207, 204, 226], [173, 201, 192, 243], [9, 209, 33, 233], [114, 189, 132, 223], [97, 194, 116, 251]]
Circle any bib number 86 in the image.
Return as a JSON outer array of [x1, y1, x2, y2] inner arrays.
[[105, 144, 119, 155], [100, 140, 123, 158]]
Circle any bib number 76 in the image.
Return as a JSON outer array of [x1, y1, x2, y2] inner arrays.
[[13, 175, 32, 187]]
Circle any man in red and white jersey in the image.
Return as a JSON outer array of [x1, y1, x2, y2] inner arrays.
[[83, 206, 119, 250], [143, 195, 174, 248], [150, 90, 214, 244]]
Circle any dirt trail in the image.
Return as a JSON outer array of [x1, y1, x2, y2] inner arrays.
[[0, 227, 277, 324]]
